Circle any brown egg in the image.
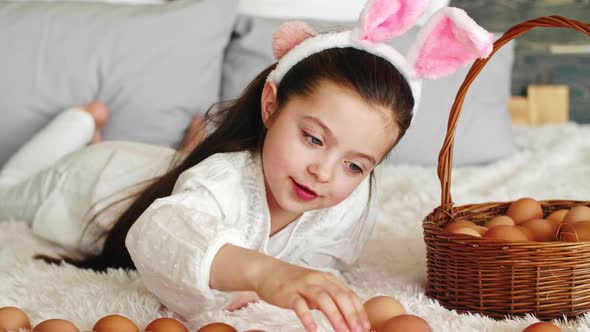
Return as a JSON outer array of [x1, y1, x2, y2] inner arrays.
[[444, 220, 477, 232], [33, 319, 80, 332], [515, 226, 535, 241], [483, 225, 528, 241], [506, 198, 543, 224], [471, 225, 489, 235], [444, 220, 487, 235], [363, 296, 405, 330], [521, 219, 559, 242], [449, 227, 481, 237], [197, 322, 237, 332], [559, 221, 590, 242], [546, 219, 564, 230], [523, 321, 561, 332], [377, 314, 431, 332], [486, 216, 515, 228], [144, 317, 188, 332], [93, 314, 139, 332], [546, 209, 569, 224], [0, 307, 31, 331], [563, 206, 590, 224]]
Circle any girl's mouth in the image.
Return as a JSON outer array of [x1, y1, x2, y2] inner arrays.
[[291, 178, 318, 201]]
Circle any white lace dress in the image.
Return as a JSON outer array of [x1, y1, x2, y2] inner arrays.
[[125, 150, 375, 317]]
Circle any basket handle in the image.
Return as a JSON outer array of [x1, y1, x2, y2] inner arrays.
[[437, 16, 590, 213]]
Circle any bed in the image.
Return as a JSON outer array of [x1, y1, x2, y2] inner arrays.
[[1, 0, 588, 329], [2, 117, 590, 331]]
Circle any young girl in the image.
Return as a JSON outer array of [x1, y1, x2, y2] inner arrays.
[[0, 1, 493, 331]]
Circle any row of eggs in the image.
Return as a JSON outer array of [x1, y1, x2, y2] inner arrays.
[[0, 307, 247, 332], [445, 198, 590, 242], [1, 296, 430, 332], [0, 297, 564, 332]]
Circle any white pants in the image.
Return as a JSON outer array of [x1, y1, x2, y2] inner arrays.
[[0, 109, 95, 218], [0, 109, 176, 254]]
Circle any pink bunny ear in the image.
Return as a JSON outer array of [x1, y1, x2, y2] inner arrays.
[[356, 0, 430, 43], [272, 21, 317, 60], [408, 7, 494, 79]]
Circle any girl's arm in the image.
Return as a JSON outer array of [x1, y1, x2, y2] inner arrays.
[[211, 244, 371, 332], [125, 187, 246, 316], [126, 188, 369, 332]]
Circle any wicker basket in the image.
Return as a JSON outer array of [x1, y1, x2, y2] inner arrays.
[[422, 16, 590, 320]]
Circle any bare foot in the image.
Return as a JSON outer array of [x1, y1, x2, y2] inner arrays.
[[178, 114, 207, 153], [80, 102, 109, 144]]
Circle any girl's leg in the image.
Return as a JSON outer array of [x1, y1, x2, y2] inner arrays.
[[0, 102, 108, 225], [0, 102, 108, 187]]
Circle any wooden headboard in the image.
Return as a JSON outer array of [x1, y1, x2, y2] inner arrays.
[[508, 84, 569, 125]]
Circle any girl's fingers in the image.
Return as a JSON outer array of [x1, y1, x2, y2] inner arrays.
[[323, 274, 369, 331], [331, 290, 365, 332], [292, 296, 318, 332], [283, 270, 369, 332], [314, 290, 351, 332], [350, 293, 371, 331]]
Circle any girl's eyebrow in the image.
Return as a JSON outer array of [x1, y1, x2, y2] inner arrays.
[[354, 152, 377, 166], [302, 115, 334, 138], [302, 115, 377, 165]]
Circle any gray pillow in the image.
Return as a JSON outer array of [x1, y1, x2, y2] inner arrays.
[[221, 16, 516, 166], [0, 0, 237, 166]]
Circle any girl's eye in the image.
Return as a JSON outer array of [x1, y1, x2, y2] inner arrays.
[[303, 132, 323, 146], [347, 162, 364, 174]]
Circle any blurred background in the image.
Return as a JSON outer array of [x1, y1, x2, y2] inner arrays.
[[1, 0, 589, 167]]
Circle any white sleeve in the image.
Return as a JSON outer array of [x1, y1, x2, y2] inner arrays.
[[125, 183, 246, 316]]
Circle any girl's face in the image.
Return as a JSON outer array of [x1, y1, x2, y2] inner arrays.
[[261, 79, 399, 219]]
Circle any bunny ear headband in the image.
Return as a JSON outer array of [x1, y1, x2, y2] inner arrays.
[[266, 0, 494, 114]]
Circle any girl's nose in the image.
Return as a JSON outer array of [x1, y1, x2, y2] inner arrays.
[[308, 161, 333, 183]]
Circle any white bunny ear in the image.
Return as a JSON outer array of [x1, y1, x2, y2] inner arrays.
[[355, 0, 430, 43], [407, 7, 494, 79]]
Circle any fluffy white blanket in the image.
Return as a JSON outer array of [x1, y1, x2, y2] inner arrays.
[[2, 123, 590, 332]]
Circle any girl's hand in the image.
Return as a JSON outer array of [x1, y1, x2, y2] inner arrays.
[[255, 261, 370, 332], [224, 291, 261, 311]]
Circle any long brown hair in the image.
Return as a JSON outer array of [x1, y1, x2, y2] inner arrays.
[[39, 47, 414, 271]]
